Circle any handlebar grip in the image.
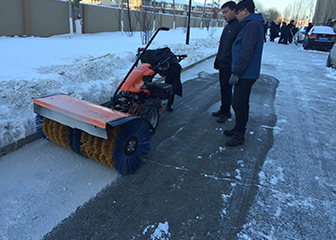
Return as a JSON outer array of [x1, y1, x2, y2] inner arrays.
[[159, 27, 170, 31]]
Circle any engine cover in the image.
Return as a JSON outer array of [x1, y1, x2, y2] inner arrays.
[[145, 82, 172, 99]]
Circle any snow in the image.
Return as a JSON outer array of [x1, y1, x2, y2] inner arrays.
[[237, 42, 336, 239], [0, 28, 221, 149], [312, 26, 336, 35]]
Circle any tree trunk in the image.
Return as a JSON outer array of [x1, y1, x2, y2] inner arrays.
[[68, 0, 74, 35]]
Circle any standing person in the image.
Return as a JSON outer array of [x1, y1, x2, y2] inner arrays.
[[278, 22, 288, 44], [270, 21, 278, 42], [213, 1, 241, 123], [306, 22, 313, 35], [287, 20, 295, 44], [224, 0, 265, 146]]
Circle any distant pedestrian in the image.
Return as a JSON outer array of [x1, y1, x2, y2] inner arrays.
[[287, 20, 295, 44], [278, 22, 288, 44], [213, 1, 241, 123], [270, 21, 278, 42], [224, 0, 265, 146], [306, 22, 313, 35]]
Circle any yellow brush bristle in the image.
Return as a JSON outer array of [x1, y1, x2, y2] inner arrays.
[[41, 117, 120, 170]]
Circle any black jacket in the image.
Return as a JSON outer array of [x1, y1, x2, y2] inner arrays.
[[214, 19, 241, 69], [140, 47, 182, 97]]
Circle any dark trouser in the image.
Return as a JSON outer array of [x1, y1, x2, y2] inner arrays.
[[219, 67, 233, 115], [232, 78, 256, 135], [165, 63, 182, 106], [278, 34, 288, 44], [168, 94, 175, 106]]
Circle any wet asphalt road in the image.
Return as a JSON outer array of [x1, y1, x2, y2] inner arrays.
[[43, 72, 279, 240]]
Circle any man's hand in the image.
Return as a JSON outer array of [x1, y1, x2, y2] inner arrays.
[[229, 74, 239, 85]]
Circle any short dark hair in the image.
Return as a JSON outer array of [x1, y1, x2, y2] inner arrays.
[[221, 1, 236, 10], [236, 0, 255, 13]]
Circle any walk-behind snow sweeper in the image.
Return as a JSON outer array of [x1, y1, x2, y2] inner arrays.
[[33, 27, 187, 175]]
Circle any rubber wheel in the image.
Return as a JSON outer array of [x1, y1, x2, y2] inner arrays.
[[326, 55, 332, 68], [139, 99, 160, 129]]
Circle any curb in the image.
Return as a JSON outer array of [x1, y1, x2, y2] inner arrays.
[[0, 54, 216, 158]]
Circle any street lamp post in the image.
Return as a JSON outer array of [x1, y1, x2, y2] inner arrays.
[[186, 0, 192, 45]]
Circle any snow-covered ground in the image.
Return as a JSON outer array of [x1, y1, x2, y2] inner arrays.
[[0, 28, 220, 149], [238, 43, 336, 239]]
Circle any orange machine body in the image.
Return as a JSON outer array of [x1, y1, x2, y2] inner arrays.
[[118, 63, 155, 93]]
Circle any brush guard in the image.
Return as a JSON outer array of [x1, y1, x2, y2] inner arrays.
[[33, 94, 153, 175]]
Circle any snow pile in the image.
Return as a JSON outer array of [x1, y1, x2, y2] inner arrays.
[[0, 28, 221, 148]]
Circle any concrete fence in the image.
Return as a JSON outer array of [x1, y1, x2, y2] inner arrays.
[[0, 0, 223, 37]]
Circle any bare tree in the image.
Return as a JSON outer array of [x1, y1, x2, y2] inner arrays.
[[283, 4, 293, 21], [121, 0, 124, 33], [173, 0, 176, 29], [254, 0, 264, 12], [306, 0, 316, 22], [201, 0, 207, 29], [68, 0, 74, 35], [262, 8, 280, 23], [206, 0, 219, 36], [73, 0, 82, 34], [125, 0, 133, 33], [117, 0, 135, 37], [134, 9, 154, 44], [283, 0, 317, 23], [153, 0, 156, 31]]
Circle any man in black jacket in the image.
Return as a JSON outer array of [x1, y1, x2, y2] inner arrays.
[[213, 1, 241, 123], [287, 20, 295, 44]]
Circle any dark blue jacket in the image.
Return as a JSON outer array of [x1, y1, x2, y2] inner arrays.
[[232, 13, 265, 79]]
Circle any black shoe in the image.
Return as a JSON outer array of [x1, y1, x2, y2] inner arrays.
[[217, 112, 232, 123], [223, 128, 237, 136], [217, 115, 229, 123], [225, 134, 245, 147], [166, 104, 173, 112], [212, 110, 222, 117]]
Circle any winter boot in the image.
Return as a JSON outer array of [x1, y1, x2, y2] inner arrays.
[[212, 110, 222, 117], [217, 112, 232, 123], [223, 128, 237, 136], [225, 133, 245, 147]]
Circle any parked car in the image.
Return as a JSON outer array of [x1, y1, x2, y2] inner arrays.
[[326, 39, 336, 68], [303, 26, 336, 50], [295, 25, 307, 43]]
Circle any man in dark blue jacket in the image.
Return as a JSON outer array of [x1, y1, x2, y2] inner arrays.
[[213, 1, 241, 123], [224, 0, 264, 146]]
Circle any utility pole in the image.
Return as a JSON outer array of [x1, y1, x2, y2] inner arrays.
[[186, 0, 192, 45]]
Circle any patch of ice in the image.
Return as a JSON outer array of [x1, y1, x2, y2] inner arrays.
[[150, 221, 171, 240]]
